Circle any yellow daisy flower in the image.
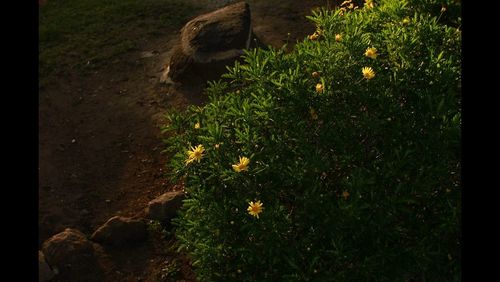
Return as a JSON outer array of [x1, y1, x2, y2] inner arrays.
[[308, 32, 320, 41], [194, 122, 200, 129], [402, 17, 410, 25], [315, 83, 324, 94], [364, 47, 378, 59], [335, 34, 342, 42], [232, 156, 250, 172], [247, 200, 264, 218], [362, 67, 375, 80], [185, 144, 205, 165]]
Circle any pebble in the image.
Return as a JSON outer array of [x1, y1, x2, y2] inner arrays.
[[140, 51, 156, 58]]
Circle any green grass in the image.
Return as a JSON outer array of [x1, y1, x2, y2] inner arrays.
[[39, 0, 200, 85]]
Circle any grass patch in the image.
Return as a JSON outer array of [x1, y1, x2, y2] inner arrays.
[[39, 0, 200, 85]]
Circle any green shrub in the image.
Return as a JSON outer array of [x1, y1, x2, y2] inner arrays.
[[163, 0, 461, 280], [406, 0, 461, 27]]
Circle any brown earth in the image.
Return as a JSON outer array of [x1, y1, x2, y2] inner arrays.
[[39, 0, 329, 280]]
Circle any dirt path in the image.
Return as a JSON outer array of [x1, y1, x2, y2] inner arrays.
[[39, 0, 327, 280]]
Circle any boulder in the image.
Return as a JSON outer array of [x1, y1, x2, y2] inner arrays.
[[91, 216, 147, 246], [145, 191, 185, 221], [165, 1, 254, 83], [39, 251, 55, 281], [41, 228, 105, 281]]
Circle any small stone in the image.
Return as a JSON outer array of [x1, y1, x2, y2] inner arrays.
[[41, 229, 105, 281], [140, 51, 156, 58], [90, 216, 147, 246], [71, 139, 76, 143], [145, 191, 185, 221]]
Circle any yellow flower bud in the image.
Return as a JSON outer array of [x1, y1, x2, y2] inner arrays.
[[315, 83, 324, 94]]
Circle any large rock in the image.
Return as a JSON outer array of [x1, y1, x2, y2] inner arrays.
[[145, 191, 185, 221], [39, 251, 55, 281], [91, 216, 147, 246], [165, 1, 253, 83], [41, 228, 106, 281]]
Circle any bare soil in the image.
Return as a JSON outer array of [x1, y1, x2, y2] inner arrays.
[[39, 0, 327, 280]]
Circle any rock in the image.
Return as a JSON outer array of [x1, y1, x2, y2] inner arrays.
[[41, 228, 105, 281], [159, 65, 174, 85], [91, 216, 147, 246], [165, 1, 254, 83], [145, 191, 185, 221], [39, 251, 55, 281]]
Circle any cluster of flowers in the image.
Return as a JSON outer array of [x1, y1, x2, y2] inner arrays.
[[337, 0, 376, 16], [184, 140, 263, 218], [362, 47, 377, 79], [182, 0, 416, 220], [308, 0, 379, 83]]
